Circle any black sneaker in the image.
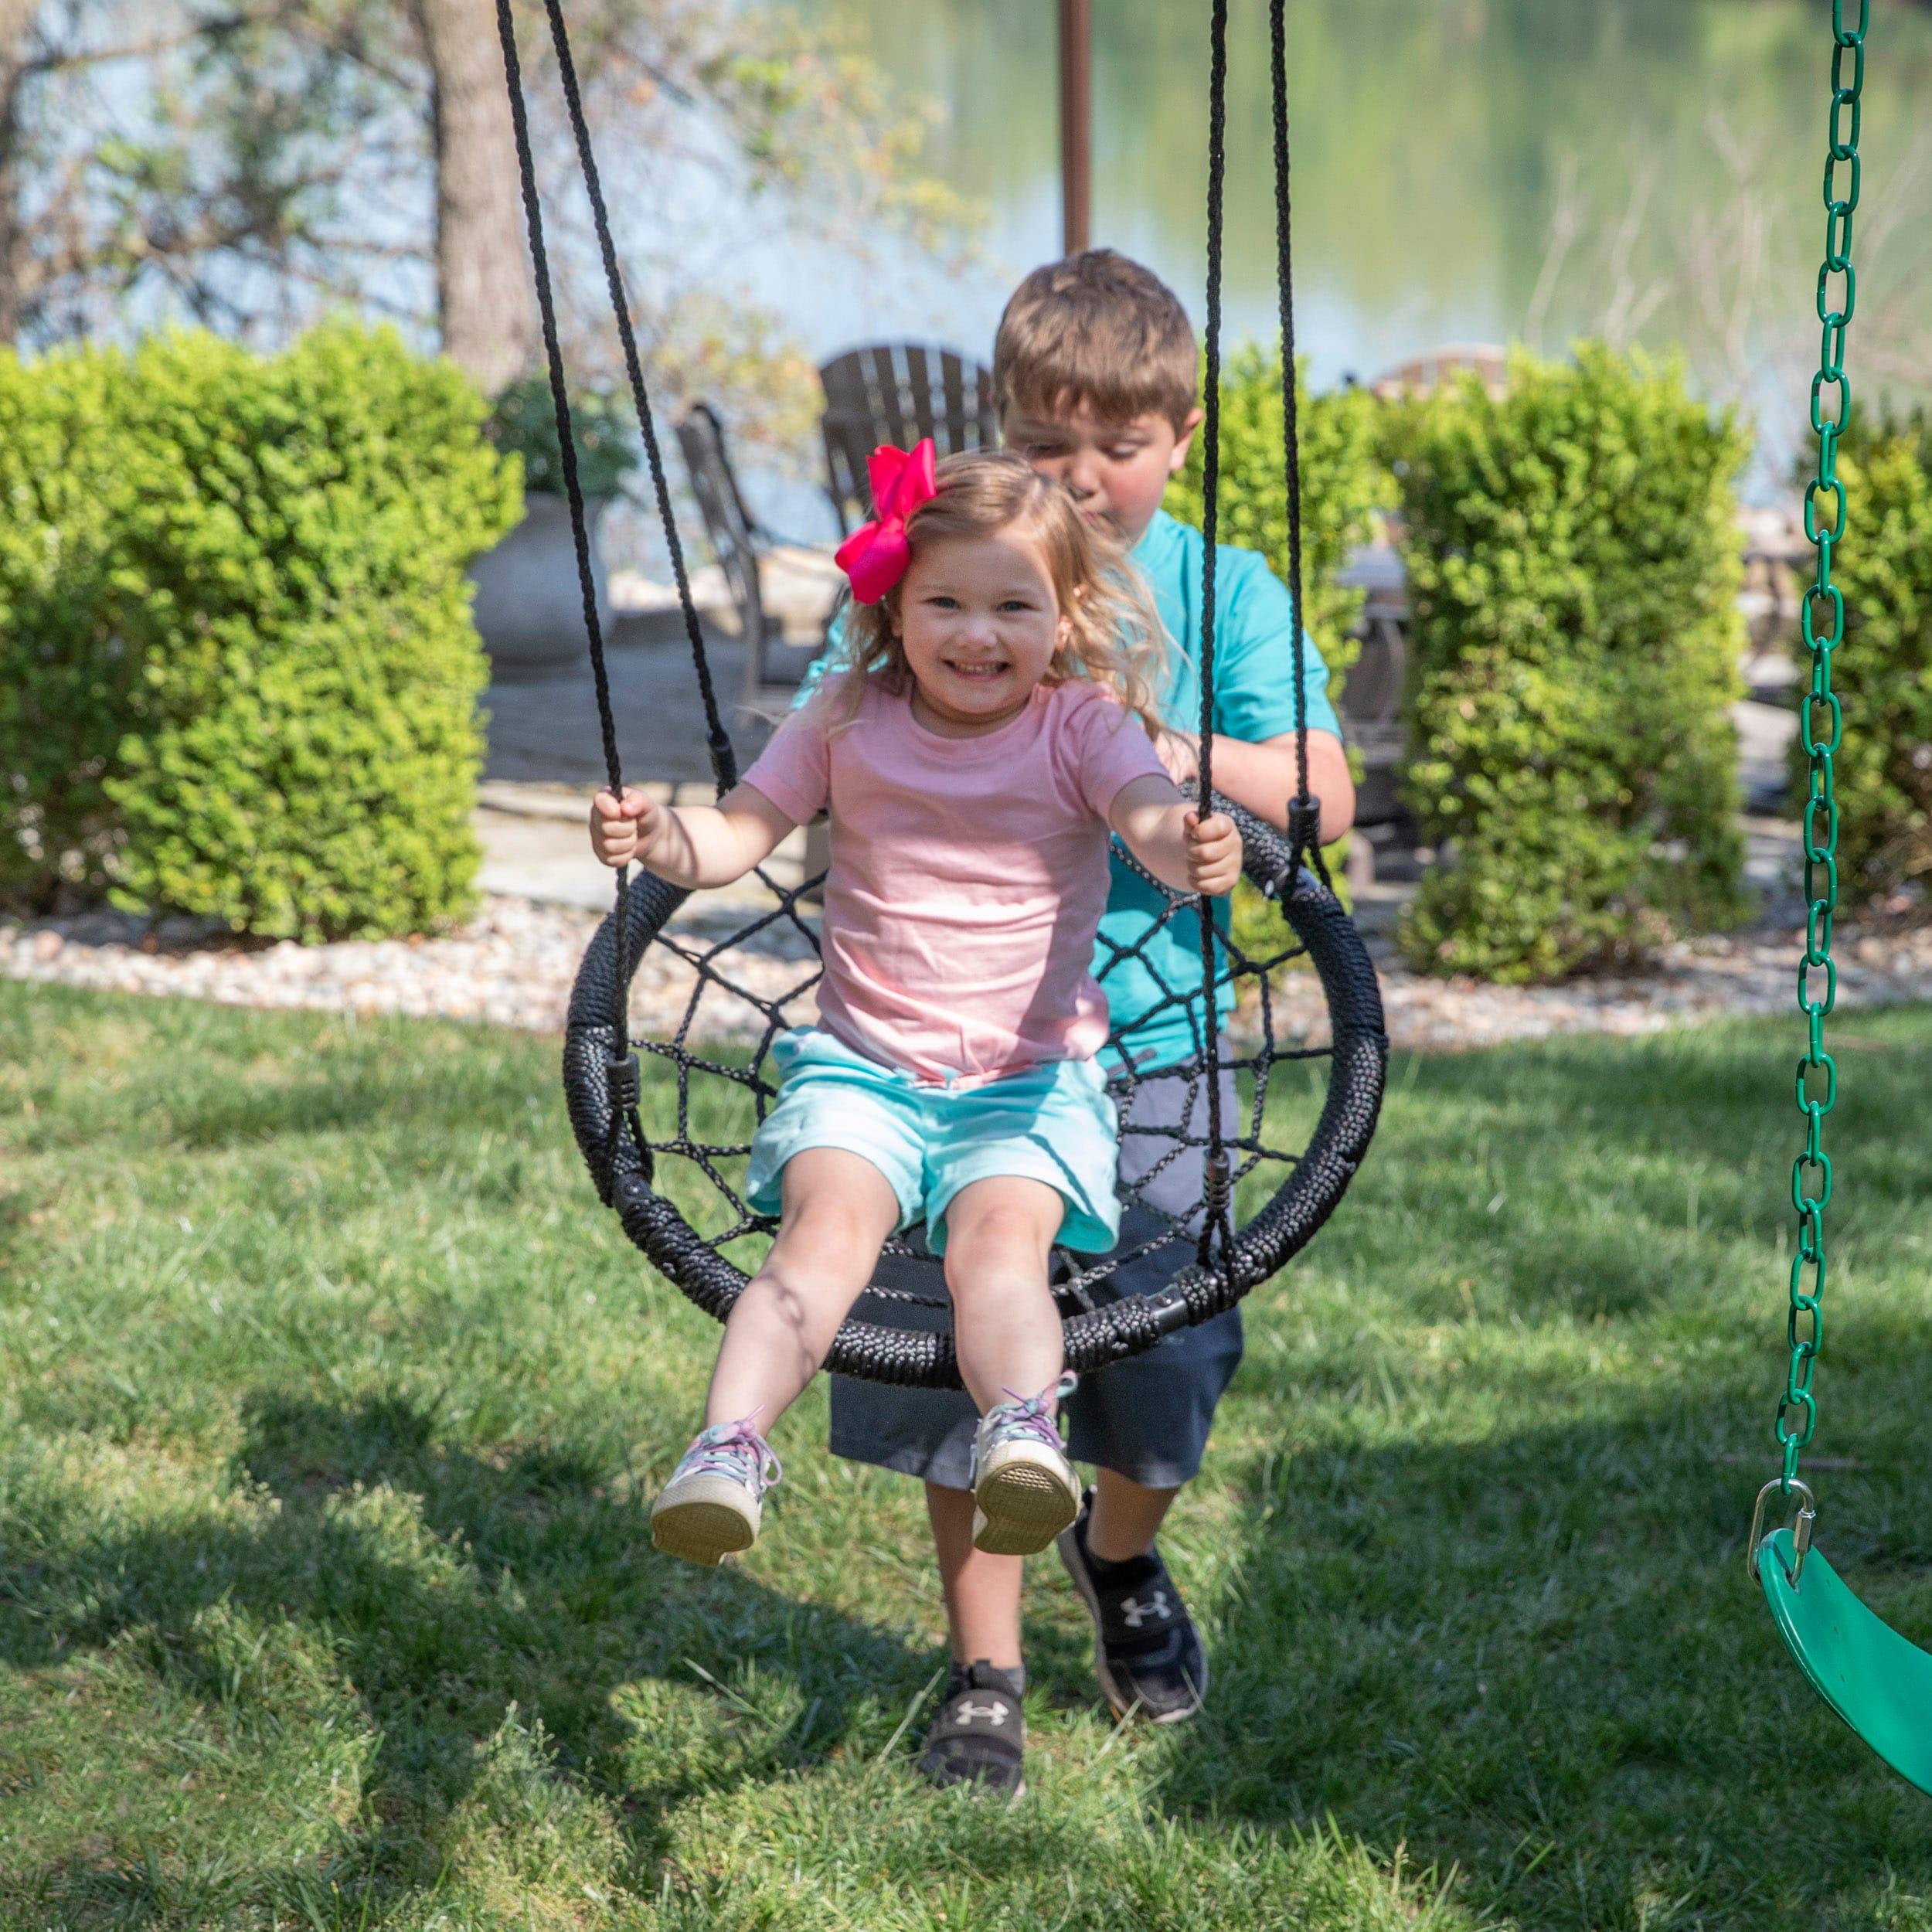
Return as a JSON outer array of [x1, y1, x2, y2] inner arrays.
[[916, 1659, 1026, 1798], [1056, 1489, 1206, 1723]]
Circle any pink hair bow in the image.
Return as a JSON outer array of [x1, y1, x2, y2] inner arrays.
[[835, 437, 939, 603]]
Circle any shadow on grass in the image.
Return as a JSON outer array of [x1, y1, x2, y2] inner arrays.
[[1146, 1379, 1932, 1930], [0, 1389, 931, 1922], [1127, 1012, 1932, 1926]]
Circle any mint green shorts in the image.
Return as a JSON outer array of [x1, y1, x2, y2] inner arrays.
[[745, 1029, 1123, 1255]]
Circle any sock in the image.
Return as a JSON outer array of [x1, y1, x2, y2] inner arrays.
[[960, 1657, 1025, 1695], [1079, 1524, 1163, 1590]]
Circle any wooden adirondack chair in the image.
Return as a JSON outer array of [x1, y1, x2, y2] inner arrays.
[[818, 342, 1000, 533], [1331, 541, 1411, 834], [675, 401, 836, 700]]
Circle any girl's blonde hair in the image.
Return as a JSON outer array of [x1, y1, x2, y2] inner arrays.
[[832, 451, 1170, 736]]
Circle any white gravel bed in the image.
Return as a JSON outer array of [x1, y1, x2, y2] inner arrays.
[[8, 894, 1932, 1054], [2, 896, 821, 1040]]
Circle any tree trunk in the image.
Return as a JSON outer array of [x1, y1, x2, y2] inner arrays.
[[413, 0, 536, 396], [0, 0, 39, 344]]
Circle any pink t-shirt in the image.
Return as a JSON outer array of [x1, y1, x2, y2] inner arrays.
[[743, 678, 1170, 1084]]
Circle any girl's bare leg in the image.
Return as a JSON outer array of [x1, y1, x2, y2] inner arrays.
[[703, 1148, 901, 1429], [940, 1175, 1066, 1412]]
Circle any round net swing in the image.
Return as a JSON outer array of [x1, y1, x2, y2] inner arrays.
[[498, 0, 1388, 1391]]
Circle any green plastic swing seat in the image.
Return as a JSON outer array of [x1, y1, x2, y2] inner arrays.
[[1757, 1527, 1932, 1797]]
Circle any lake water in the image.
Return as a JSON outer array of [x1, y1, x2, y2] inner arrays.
[[679, 0, 1931, 528]]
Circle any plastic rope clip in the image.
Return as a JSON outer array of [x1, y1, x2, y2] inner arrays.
[[606, 1053, 641, 1114], [1285, 794, 1323, 866]]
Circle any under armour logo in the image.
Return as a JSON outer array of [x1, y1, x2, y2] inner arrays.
[[1121, 1590, 1172, 1629], [955, 1698, 1010, 1726]]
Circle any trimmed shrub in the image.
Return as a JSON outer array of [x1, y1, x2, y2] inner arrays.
[[0, 347, 131, 908], [2, 323, 521, 937], [1166, 346, 1389, 688], [1391, 345, 1750, 981], [1168, 349, 1386, 933], [487, 372, 638, 498], [1796, 434, 1932, 906]]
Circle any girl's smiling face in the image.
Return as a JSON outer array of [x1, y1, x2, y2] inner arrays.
[[894, 526, 1068, 736]]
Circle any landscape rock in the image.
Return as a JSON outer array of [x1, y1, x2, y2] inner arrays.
[[9, 894, 1932, 1059]]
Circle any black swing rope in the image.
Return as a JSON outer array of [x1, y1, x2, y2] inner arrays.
[[1194, 0, 1236, 1281], [510, 0, 1388, 1388], [1269, 0, 1328, 890], [1192, 0, 1325, 1282]]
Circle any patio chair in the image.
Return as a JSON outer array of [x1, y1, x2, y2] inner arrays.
[[1369, 343, 1510, 400], [675, 401, 837, 701], [1332, 542, 1412, 836], [818, 342, 999, 534]]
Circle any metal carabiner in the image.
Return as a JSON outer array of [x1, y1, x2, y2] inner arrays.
[[1748, 1477, 1818, 1587]]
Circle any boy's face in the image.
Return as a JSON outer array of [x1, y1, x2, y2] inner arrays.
[[1002, 400, 1202, 546]]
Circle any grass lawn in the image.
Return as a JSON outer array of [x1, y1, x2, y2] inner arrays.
[[3, 980, 1932, 1929]]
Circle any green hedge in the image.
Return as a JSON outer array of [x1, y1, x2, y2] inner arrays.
[[0, 324, 520, 937], [1391, 345, 1750, 981], [1798, 433, 1932, 906], [1167, 348, 1386, 932], [0, 347, 134, 908], [1166, 346, 1388, 689]]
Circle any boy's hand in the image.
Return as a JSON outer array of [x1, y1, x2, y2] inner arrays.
[[1155, 728, 1200, 788], [590, 787, 658, 868], [1185, 809, 1241, 897]]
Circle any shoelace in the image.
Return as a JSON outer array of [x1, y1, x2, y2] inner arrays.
[[679, 1408, 783, 1493], [982, 1372, 1078, 1455]]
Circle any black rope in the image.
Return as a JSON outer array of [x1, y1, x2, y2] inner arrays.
[[536, 0, 736, 800], [512, 0, 1386, 1384], [560, 792, 1386, 1384], [1195, 0, 1236, 1279], [553, 792, 1328, 1312], [1269, 0, 1328, 888], [493, 0, 643, 1175]]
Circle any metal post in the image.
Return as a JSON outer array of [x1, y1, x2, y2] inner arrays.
[[1060, 0, 1091, 256]]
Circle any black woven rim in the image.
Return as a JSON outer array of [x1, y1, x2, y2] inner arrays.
[[562, 797, 1386, 1388]]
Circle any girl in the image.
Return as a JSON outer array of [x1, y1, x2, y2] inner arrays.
[[590, 444, 1240, 1568]]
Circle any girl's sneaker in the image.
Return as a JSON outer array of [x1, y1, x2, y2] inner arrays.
[[969, 1376, 1081, 1556], [649, 1413, 781, 1566]]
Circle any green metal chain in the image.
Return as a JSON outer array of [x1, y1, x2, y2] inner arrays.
[[1776, 0, 1868, 1498]]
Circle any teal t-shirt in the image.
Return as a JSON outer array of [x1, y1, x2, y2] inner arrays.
[[1099, 510, 1338, 1073], [790, 507, 1339, 1074]]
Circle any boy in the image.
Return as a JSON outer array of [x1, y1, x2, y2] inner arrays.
[[812, 250, 1354, 1794]]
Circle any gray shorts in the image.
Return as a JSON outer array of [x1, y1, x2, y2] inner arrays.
[[826, 1053, 1243, 1492]]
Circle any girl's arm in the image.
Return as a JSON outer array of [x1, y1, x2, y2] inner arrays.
[[1107, 773, 1243, 898], [589, 783, 797, 889], [1155, 727, 1355, 843]]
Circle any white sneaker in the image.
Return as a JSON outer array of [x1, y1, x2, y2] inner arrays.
[[649, 1413, 782, 1566], [969, 1376, 1081, 1556]]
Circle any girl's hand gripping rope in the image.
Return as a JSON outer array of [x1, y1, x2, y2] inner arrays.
[[590, 787, 658, 868], [1185, 809, 1242, 898]]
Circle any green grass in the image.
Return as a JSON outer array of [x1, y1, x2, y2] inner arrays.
[[3, 981, 1932, 1929]]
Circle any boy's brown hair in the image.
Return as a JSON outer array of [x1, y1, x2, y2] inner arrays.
[[992, 249, 1199, 434]]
